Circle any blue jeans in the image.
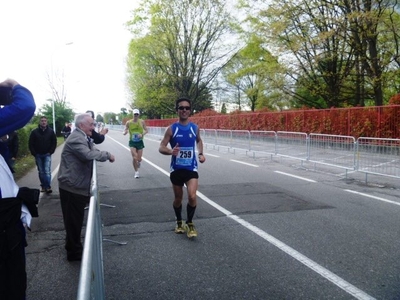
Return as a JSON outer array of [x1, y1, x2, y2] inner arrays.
[[35, 154, 52, 189]]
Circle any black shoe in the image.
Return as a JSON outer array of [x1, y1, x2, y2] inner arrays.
[[46, 188, 52, 194], [40, 187, 46, 192]]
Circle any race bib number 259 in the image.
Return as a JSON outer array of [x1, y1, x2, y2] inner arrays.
[[176, 147, 193, 166]]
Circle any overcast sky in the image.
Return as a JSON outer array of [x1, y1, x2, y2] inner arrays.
[[0, 0, 138, 115]]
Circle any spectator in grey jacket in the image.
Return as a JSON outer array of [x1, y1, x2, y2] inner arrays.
[[58, 113, 115, 261]]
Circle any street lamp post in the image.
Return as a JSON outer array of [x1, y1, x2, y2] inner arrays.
[[46, 42, 73, 135], [47, 99, 56, 133]]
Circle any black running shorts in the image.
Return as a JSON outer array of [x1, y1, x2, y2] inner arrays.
[[170, 169, 199, 186]]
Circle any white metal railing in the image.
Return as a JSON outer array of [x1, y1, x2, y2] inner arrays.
[[276, 131, 308, 160], [249, 131, 277, 153], [357, 137, 400, 178], [309, 134, 357, 170], [76, 160, 127, 300], [77, 161, 105, 300], [139, 127, 400, 180]]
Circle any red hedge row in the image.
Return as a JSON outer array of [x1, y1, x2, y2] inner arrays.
[[146, 105, 400, 138]]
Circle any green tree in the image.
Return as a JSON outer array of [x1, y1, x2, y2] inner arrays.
[[43, 55, 76, 132], [96, 114, 104, 123], [118, 108, 128, 125], [126, 0, 236, 115], [127, 36, 177, 118], [38, 100, 75, 135], [103, 112, 118, 124], [260, 0, 355, 108], [120, 108, 128, 115], [242, 0, 400, 107], [222, 35, 287, 111]]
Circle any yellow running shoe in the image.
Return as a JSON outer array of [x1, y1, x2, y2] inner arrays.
[[174, 220, 185, 234], [185, 222, 198, 238]]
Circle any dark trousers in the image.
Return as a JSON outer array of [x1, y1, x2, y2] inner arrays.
[[59, 188, 89, 259], [0, 198, 26, 300]]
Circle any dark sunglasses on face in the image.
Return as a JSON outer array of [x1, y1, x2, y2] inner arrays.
[[178, 106, 191, 111], [134, 113, 139, 116]]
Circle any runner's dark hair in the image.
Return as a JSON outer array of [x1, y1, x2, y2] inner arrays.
[[175, 97, 191, 110]]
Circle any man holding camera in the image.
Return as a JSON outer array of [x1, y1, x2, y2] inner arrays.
[[0, 78, 36, 300]]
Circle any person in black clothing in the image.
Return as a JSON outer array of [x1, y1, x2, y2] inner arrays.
[[61, 122, 71, 140], [28, 116, 57, 193], [85, 110, 108, 144]]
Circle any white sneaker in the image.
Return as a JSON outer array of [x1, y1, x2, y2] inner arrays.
[[134, 171, 140, 178]]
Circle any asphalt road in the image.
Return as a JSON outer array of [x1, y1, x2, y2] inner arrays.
[[19, 128, 400, 300]]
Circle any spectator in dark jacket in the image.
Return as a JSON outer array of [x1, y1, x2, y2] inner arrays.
[[28, 116, 57, 193], [61, 122, 71, 140], [86, 110, 108, 144]]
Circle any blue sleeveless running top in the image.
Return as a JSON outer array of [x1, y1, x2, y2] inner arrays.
[[169, 122, 198, 172]]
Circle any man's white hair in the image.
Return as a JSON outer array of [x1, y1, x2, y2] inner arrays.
[[75, 113, 92, 127]]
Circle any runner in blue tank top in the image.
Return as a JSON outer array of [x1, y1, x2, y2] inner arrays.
[[159, 97, 206, 238]]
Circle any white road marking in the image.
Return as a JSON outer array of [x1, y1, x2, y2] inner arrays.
[[52, 165, 59, 182], [274, 171, 317, 183], [205, 153, 220, 157], [344, 189, 400, 206], [197, 191, 375, 300], [230, 159, 259, 167], [39, 165, 60, 203], [108, 135, 170, 176]]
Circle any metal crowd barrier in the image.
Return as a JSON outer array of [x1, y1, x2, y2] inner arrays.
[[276, 131, 308, 160], [143, 127, 400, 180], [76, 160, 127, 300], [249, 130, 277, 154], [308, 134, 357, 170], [77, 161, 105, 300], [357, 137, 400, 179]]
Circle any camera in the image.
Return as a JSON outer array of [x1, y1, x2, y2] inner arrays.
[[0, 86, 13, 105]]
